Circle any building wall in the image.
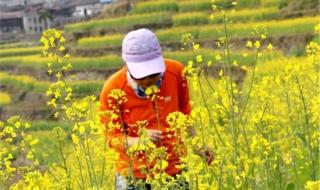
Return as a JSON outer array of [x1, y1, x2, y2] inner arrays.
[[1, 0, 105, 34], [27, 0, 56, 4], [0, 0, 25, 7], [55, 16, 89, 27], [0, 18, 24, 33], [0, 0, 58, 7], [23, 14, 52, 34], [73, 3, 102, 17]]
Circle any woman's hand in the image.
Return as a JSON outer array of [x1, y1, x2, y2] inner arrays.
[[146, 129, 163, 142], [204, 146, 214, 165], [127, 137, 139, 148], [127, 129, 163, 148], [195, 146, 214, 165]]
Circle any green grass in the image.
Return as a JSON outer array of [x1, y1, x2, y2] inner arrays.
[[0, 56, 46, 69], [0, 72, 104, 95], [75, 16, 317, 49], [68, 56, 122, 69], [28, 120, 70, 131], [158, 7, 279, 27], [0, 42, 24, 49], [178, 0, 264, 12], [200, 16, 318, 39], [0, 92, 11, 105], [261, 0, 280, 7], [0, 72, 48, 92], [0, 55, 123, 70], [132, 0, 179, 14], [76, 25, 199, 48], [66, 0, 275, 35], [72, 81, 104, 95], [0, 48, 284, 97], [0, 46, 42, 57], [65, 13, 172, 33], [236, 0, 261, 7], [178, 0, 212, 12], [242, 56, 318, 95], [0, 49, 283, 74], [209, 7, 279, 24], [312, 34, 320, 44], [173, 12, 209, 26], [77, 34, 124, 49], [164, 49, 283, 66], [30, 130, 71, 165], [0, 42, 40, 49]]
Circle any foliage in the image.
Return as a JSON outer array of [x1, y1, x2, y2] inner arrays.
[[1, 2, 319, 190], [178, 0, 264, 12], [0, 55, 122, 70], [28, 121, 69, 131], [75, 16, 318, 49], [178, 0, 212, 12], [65, 13, 172, 33], [0, 71, 103, 95], [77, 33, 124, 49], [132, 0, 179, 14], [200, 16, 318, 39], [0, 92, 11, 106], [173, 12, 209, 26], [0, 47, 42, 58], [209, 7, 279, 24], [0, 72, 48, 92]]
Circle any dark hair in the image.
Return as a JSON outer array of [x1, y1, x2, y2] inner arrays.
[[130, 73, 161, 80]]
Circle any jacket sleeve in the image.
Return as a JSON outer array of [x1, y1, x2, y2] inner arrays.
[[99, 81, 126, 152]]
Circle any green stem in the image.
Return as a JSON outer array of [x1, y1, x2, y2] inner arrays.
[[152, 100, 164, 186], [251, 102, 267, 189], [198, 107, 210, 184], [293, 156, 301, 189], [85, 133, 100, 189], [80, 141, 94, 187], [223, 14, 238, 173], [197, 76, 226, 146], [277, 155, 282, 189], [86, 103, 100, 189], [218, 159, 224, 190], [75, 151, 85, 189], [99, 137, 107, 186], [116, 103, 135, 182], [70, 120, 85, 189], [202, 75, 230, 117], [238, 47, 259, 124], [295, 76, 316, 180], [75, 178, 85, 190], [55, 129, 71, 190]]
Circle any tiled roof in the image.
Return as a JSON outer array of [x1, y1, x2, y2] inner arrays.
[[0, 10, 25, 19]]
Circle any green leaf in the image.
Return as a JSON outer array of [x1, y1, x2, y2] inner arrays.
[[286, 182, 295, 190]]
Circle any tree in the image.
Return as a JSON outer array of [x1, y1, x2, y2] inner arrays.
[[39, 10, 53, 30]]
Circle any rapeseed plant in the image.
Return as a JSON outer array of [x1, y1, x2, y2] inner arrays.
[[1, 2, 319, 189]]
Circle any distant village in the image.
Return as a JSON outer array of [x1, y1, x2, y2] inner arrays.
[[0, 0, 116, 42]]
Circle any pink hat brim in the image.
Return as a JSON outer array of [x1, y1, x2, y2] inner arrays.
[[126, 56, 165, 79]]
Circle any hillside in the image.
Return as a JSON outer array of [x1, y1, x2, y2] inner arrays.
[[0, 0, 318, 121]]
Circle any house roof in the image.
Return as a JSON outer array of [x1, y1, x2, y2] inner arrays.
[[0, 0, 102, 20], [0, 10, 25, 20], [75, 0, 100, 6], [0, 5, 24, 12]]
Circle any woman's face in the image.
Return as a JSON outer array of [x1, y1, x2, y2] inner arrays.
[[132, 73, 161, 89]]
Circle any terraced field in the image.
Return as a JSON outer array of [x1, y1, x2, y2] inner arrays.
[[1, 1, 316, 121], [0, 0, 319, 189]]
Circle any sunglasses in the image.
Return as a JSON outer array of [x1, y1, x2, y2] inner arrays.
[[130, 73, 161, 80]]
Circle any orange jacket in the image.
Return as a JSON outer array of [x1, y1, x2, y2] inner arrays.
[[99, 59, 191, 178]]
